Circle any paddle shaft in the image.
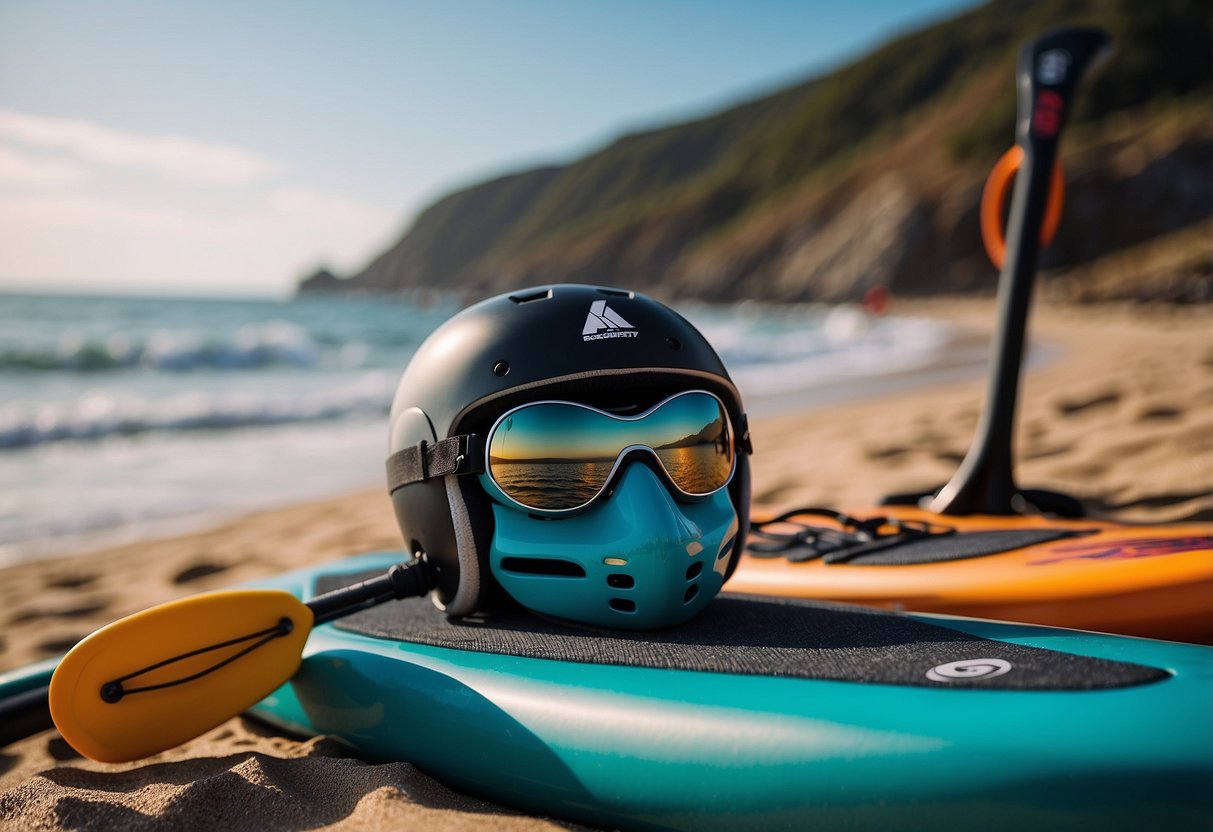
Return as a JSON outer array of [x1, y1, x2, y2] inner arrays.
[[930, 27, 1110, 516], [308, 559, 434, 624]]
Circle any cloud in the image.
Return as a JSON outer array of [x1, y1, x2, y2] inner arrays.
[[0, 144, 91, 187], [0, 187, 398, 295], [267, 186, 394, 229], [0, 108, 278, 186], [0, 109, 398, 294]]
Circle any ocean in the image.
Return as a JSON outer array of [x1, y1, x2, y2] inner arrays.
[[0, 291, 985, 565]]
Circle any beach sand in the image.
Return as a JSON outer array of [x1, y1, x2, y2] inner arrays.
[[1, 298, 1210, 830]]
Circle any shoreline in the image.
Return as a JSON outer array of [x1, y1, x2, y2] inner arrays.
[[1, 306, 985, 568], [1, 296, 1210, 829]]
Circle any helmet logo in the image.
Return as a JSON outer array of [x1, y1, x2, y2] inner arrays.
[[582, 301, 638, 341]]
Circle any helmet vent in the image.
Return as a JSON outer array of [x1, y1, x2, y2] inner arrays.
[[508, 288, 552, 304], [595, 287, 634, 299], [684, 584, 700, 604], [609, 598, 637, 613], [686, 562, 703, 581], [500, 557, 586, 577], [607, 573, 634, 589]]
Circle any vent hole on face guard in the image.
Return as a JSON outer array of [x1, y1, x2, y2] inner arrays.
[[717, 535, 736, 560], [500, 557, 586, 577], [610, 598, 636, 613], [607, 573, 634, 589], [509, 288, 552, 304], [684, 584, 699, 604], [595, 287, 633, 298], [686, 562, 702, 581]]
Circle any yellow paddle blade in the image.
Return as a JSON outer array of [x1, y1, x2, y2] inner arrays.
[[49, 589, 313, 762]]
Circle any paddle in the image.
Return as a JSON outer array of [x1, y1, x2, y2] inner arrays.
[[44, 559, 432, 762], [926, 26, 1111, 516]]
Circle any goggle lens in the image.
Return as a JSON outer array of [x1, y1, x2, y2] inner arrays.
[[487, 391, 734, 512]]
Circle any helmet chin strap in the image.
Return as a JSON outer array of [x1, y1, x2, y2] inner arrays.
[[485, 463, 739, 630]]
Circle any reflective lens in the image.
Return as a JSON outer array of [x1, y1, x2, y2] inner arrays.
[[486, 391, 734, 512]]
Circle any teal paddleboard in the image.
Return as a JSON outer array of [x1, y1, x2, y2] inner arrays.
[[256, 553, 1211, 829], [3, 551, 1211, 830]]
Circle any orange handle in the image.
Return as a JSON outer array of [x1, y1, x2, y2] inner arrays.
[[980, 146, 1065, 269]]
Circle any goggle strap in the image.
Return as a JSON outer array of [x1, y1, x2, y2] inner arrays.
[[386, 434, 484, 494]]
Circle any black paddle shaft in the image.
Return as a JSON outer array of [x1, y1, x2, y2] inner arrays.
[[307, 559, 435, 624], [929, 27, 1111, 516]]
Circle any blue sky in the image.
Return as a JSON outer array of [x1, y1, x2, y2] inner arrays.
[[0, 0, 978, 297]]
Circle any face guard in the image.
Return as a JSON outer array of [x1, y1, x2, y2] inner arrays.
[[487, 461, 740, 629]]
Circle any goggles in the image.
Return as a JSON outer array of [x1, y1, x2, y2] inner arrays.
[[483, 390, 736, 514]]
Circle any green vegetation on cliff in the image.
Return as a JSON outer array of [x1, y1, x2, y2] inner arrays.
[[317, 0, 1211, 302]]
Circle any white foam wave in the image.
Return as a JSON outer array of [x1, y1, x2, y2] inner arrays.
[[1, 320, 369, 372], [0, 372, 397, 449]]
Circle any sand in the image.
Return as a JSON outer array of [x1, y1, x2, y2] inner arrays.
[[1, 298, 1210, 830]]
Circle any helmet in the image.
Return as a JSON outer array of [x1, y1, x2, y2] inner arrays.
[[386, 284, 751, 628]]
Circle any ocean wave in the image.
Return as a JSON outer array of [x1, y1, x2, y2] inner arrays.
[[0, 320, 368, 373], [0, 374, 396, 449], [704, 311, 957, 375]]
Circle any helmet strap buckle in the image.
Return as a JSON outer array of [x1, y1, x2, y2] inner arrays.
[[387, 434, 485, 493]]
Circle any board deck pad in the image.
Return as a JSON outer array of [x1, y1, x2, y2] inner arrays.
[[319, 573, 1166, 691], [824, 527, 1088, 565]]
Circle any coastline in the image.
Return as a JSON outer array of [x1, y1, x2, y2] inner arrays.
[[1, 297, 1210, 828]]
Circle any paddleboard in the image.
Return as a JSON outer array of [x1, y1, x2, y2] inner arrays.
[[731, 507, 1213, 643], [229, 553, 1213, 828]]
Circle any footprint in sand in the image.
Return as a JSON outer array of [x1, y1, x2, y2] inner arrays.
[[46, 574, 98, 590], [46, 737, 82, 761], [1024, 420, 1048, 439], [38, 635, 86, 654], [865, 445, 910, 462], [173, 562, 230, 584], [1137, 405, 1183, 422], [1022, 444, 1072, 461], [1055, 390, 1121, 417], [933, 450, 965, 466], [10, 603, 109, 625]]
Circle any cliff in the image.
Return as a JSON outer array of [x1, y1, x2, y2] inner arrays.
[[302, 0, 1212, 303]]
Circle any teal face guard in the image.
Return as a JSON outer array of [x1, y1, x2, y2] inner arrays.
[[476, 390, 741, 629], [486, 461, 740, 629], [482, 390, 736, 515]]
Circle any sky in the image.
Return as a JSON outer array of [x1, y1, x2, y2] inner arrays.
[[0, 0, 979, 298]]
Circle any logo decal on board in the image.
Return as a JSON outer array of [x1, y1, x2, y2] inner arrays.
[[926, 658, 1013, 682], [1031, 536, 1213, 566], [582, 301, 638, 341]]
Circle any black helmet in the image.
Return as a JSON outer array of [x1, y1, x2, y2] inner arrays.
[[386, 284, 751, 617]]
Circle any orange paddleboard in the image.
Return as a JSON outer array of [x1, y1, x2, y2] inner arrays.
[[729, 506, 1213, 644]]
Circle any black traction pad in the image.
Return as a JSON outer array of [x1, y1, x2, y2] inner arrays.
[[318, 572, 1167, 692], [829, 528, 1086, 565]]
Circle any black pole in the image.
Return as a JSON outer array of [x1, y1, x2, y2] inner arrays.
[[929, 27, 1110, 516]]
